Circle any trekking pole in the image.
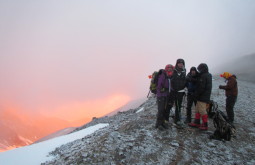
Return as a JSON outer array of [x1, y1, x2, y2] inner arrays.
[[147, 90, 151, 98]]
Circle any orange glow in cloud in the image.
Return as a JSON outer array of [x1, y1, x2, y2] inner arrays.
[[42, 94, 131, 124]]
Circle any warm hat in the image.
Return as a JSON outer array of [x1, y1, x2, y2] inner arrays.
[[176, 58, 185, 66], [190, 66, 197, 72], [165, 64, 174, 76], [220, 72, 232, 79], [197, 63, 208, 73]]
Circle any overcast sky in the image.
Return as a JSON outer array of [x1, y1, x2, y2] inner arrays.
[[0, 0, 255, 120]]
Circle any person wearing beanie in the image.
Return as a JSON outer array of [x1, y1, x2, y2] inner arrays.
[[185, 66, 199, 124], [164, 64, 175, 123], [155, 64, 174, 130], [189, 63, 212, 130], [168, 58, 186, 127], [219, 72, 238, 125]]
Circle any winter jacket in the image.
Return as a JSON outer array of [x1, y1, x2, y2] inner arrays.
[[171, 67, 186, 92], [220, 75, 238, 97], [195, 68, 212, 103], [186, 72, 198, 94], [157, 71, 170, 97]]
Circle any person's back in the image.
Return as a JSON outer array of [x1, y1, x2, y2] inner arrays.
[[195, 64, 212, 103]]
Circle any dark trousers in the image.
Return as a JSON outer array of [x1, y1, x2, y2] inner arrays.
[[156, 96, 167, 127], [186, 94, 197, 122], [174, 92, 185, 123], [166, 91, 185, 123], [226, 95, 237, 122], [165, 94, 174, 122]]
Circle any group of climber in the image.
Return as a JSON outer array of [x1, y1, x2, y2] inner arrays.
[[153, 58, 238, 131]]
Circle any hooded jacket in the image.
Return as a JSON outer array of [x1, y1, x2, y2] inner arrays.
[[157, 70, 170, 97], [171, 59, 186, 92], [186, 67, 198, 94], [195, 63, 212, 103]]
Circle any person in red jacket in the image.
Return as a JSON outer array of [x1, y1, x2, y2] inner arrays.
[[219, 72, 238, 125]]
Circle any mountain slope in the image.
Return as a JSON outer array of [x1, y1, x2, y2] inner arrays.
[[0, 110, 72, 152], [214, 53, 255, 83], [43, 77, 255, 165]]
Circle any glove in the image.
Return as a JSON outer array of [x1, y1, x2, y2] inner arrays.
[[219, 85, 223, 89]]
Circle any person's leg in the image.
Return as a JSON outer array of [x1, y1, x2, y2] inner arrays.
[[174, 92, 184, 124], [185, 94, 193, 123], [198, 102, 208, 130], [226, 96, 237, 124], [165, 93, 174, 122], [156, 97, 167, 129], [188, 101, 201, 127]]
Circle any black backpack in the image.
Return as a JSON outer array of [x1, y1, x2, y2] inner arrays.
[[210, 110, 236, 141]]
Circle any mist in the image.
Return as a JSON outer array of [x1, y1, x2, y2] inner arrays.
[[0, 0, 255, 121]]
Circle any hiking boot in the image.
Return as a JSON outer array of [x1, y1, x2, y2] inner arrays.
[[199, 123, 208, 130], [188, 113, 201, 128], [175, 121, 185, 129], [199, 114, 208, 130], [157, 125, 165, 131], [188, 122, 200, 127], [184, 118, 191, 124], [164, 120, 169, 124], [161, 123, 169, 129]]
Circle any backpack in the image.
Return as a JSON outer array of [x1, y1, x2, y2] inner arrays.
[[209, 110, 236, 141], [149, 69, 163, 94]]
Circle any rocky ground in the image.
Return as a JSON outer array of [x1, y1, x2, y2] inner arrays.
[[42, 77, 255, 165]]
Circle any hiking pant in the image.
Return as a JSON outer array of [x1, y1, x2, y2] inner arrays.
[[174, 92, 185, 123], [226, 95, 237, 123], [156, 96, 167, 127], [186, 93, 197, 122], [195, 101, 207, 115], [165, 93, 174, 122]]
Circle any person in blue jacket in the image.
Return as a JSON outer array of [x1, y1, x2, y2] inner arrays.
[[185, 67, 198, 124]]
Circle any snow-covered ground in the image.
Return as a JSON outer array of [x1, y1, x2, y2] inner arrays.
[[0, 124, 108, 165]]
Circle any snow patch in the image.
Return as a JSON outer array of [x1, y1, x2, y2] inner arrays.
[[136, 107, 144, 113], [0, 123, 109, 165]]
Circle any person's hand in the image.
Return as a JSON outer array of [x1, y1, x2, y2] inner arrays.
[[219, 85, 223, 89]]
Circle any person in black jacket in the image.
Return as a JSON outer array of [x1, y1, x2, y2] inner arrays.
[[185, 67, 198, 124], [167, 58, 186, 127], [189, 63, 212, 130]]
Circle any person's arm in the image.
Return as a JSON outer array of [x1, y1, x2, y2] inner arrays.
[[219, 78, 236, 90], [157, 74, 165, 93]]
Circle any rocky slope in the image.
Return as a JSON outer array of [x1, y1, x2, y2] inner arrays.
[[43, 77, 255, 165]]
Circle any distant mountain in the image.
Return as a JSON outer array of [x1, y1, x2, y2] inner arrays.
[[105, 97, 147, 117], [215, 53, 255, 83], [0, 109, 72, 152]]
